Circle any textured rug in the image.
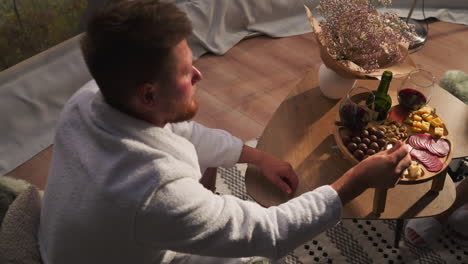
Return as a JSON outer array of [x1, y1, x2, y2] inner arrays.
[[215, 139, 468, 264]]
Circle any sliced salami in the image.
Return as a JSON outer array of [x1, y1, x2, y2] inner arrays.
[[426, 143, 444, 157], [407, 134, 450, 157], [430, 138, 450, 157], [410, 149, 444, 172], [408, 134, 430, 150], [407, 135, 419, 149]]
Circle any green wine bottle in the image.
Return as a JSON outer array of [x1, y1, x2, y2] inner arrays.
[[368, 71, 393, 121]]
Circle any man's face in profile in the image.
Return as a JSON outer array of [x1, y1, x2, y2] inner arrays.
[[162, 39, 203, 123]]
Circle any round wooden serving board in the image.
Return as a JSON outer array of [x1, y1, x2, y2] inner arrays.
[[333, 105, 454, 184]]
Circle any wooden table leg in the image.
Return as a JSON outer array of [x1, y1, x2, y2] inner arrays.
[[394, 219, 404, 248], [373, 188, 388, 216], [430, 170, 447, 193]]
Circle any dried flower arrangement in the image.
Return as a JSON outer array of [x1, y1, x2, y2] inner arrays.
[[305, 0, 417, 79]]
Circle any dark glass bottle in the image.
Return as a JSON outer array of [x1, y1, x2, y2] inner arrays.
[[367, 71, 393, 121]]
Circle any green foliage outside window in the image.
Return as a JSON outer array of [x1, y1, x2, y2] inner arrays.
[[0, 0, 87, 71]]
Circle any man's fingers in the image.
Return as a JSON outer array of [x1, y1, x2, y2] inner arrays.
[[284, 170, 299, 193], [389, 142, 410, 163], [275, 179, 292, 195], [395, 153, 412, 175], [385, 141, 403, 154]]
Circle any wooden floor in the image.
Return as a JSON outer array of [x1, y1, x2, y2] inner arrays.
[[8, 21, 468, 190]]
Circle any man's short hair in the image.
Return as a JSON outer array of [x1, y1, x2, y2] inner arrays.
[[81, 0, 192, 111]]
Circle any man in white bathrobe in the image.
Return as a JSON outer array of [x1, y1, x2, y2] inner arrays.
[[39, 1, 411, 263]]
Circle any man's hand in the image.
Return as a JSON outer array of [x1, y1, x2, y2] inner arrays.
[[352, 141, 412, 189], [238, 145, 298, 195], [257, 153, 298, 195], [331, 141, 411, 205]]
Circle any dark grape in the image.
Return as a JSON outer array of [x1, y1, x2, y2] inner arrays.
[[368, 127, 378, 135], [360, 129, 369, 138], [358, 143, 368, 151], [347, 142, 358, 152], [370, 142, 380, 151], [353, 149, 365, 160], [362, 138, 371, 145], [375, 130, 385, 139], [351, 137, 361, 144], [377, 139, 387, 147]]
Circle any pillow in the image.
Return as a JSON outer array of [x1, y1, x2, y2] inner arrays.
[[0, 185, 42, 264], [440, 70, 468, 104], [0, 184, 16, 225], [0, 175, 36, 225]]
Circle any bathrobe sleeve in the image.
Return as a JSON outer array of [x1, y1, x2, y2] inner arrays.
[[169, 121, 243, 170], [134, 171, 342, 259]]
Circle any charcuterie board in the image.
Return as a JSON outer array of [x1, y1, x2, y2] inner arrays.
[[334, 104, 454, 184]]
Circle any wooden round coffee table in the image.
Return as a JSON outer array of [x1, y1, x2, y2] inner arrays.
[[244, 69, 467, 220]]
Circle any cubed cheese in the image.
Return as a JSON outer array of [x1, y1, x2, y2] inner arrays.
[[413, 115, 422, 121], [434, 127, 444, 137], [430, 117, 443, 127], [423, 114, 433, 122], [416, 106, 431, 115], [404, 117, 413, 125], [413, 121, 422, 128], [421, 121, 430, 132], [408, 161, 423, 179], [412, 127, 422, 133]]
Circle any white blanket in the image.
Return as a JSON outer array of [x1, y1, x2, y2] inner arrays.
[[175, 0, 468, 58]]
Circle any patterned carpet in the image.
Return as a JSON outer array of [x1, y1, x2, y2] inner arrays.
[[215, 139, 468, 264]]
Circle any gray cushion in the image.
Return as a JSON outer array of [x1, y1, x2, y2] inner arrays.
[[0, 186, 42, 264]]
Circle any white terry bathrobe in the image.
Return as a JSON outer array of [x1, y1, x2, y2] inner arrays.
[[39, 81, 342, 264]]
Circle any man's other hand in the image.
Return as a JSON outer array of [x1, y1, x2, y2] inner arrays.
[[258, 153, 299, 195]]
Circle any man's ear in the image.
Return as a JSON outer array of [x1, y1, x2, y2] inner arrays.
[[136, 83, 159, 108]]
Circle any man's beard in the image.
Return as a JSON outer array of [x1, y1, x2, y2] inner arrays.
[[166, 96, 199, 123]]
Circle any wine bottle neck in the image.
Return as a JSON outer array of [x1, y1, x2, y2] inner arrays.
[[376, 80, 390, 95], [376, 71, 392, 95]]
